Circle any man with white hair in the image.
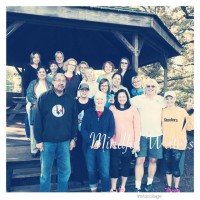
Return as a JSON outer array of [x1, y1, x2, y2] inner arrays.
[[55, 51, 65, 73], [130, 78, 166, 192], [81, 91, 115, 192]]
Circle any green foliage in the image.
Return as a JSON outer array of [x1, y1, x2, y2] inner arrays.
[[136, 6, 194, 105]]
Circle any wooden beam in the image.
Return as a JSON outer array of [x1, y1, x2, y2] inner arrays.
[[159, 53, 168, 69], [7, 21, 25, 38], [164, 68, 168, 93], [132, 33, 139, 74], [7, 6, 152, 28], [112, 31, 135, 53]]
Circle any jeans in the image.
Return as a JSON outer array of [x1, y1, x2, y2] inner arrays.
[[84, 145, 110, 192], [24, 113, 30, 138], [40, 140, 71, 192]]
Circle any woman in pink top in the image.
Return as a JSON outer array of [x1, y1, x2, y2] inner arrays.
[[109, 89, 141, 192]]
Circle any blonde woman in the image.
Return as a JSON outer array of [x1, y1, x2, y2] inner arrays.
[[79, 67, 99, 98], [63, 58, 81, 98]]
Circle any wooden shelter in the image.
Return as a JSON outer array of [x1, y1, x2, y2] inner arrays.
[[7, 6, 182, 92]]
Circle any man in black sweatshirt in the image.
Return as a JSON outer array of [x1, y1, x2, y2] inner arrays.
[[34, 73, 78, 192]]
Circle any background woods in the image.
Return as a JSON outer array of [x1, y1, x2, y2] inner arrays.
[[137, 6, 194, 106]]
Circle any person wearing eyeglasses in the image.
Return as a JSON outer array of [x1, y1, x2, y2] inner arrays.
[[117, 57, 137, 94], [34, 73, 78, 192], [99, 78, 114, 108], [63, 58, 81, 98], [78, 61, 89, 82], [130, 78, 166, 192], [131, 76, 144, 98]]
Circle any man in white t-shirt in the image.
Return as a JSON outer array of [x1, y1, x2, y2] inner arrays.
[[130, 78, 166, 192]]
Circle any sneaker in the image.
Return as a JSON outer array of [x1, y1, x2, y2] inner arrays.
[[110, 189, 117, 192], [118, 187, 125, 192], [165, 186, 172, 192], [134, 187, 141, 192], [144, 184, 153, 192], [172, 187, 180, 192]]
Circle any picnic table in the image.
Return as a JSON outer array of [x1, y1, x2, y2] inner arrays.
[[7, 97, 26, 121]]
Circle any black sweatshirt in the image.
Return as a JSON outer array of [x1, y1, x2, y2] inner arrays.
[[34, 89, 78, 143]]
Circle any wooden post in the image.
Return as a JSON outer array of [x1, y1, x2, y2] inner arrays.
[[164, 68, 167, 93], [132, 33, 139, 74], [159, 53, 168, 93]]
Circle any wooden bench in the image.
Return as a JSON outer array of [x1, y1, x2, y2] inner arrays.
[[7, 97, 26, 121]]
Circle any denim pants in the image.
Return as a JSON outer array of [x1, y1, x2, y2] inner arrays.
[[84, 145, 110, 192], [40, 140, 71, 192]]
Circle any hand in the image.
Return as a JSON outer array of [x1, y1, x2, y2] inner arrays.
[[92, 140, 101, 149], [134, 144, 140, 152], [110, 141, 117, 149], [70, 139, 76, 151], [36, 142, 44, 152], [108, 96, 114, 104]]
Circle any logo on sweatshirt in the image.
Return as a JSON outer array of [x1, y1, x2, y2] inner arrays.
[[52, 105, 65, 117]]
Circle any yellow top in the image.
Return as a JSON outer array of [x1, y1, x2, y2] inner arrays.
[[162, 106, 193, 150]]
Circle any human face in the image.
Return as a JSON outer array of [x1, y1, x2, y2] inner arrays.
[[50, 64, 58, 74], [37, 68, 46, 80], [145, 82, 156, 96], [104, 63, 113, 74], [32, 54, 40, 65], [55, 53, 64, 65], [132, 78, 142, 89], [100, 82, 109, 94], [79, 64, 88, 75], [67, 60, 76, 72], [53, 74, 66, 93], [94, 93, 106, 109], [112, 74, 121, 87], [120, 59, 129, 71], [86, 69, 94, 81], [79, 89, 89, 98], [118, 92, 127, 107], [165, 96, 176, 108]]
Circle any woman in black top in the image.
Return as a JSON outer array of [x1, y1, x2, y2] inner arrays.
[[63, 58, 81, 98], [117, 57, 136, 94]]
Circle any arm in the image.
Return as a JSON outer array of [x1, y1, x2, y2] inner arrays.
[[26, 80, 37, 104], [133, 106, 141, 151], [34, 96, 44, 143], [81, 111, 93, 145]]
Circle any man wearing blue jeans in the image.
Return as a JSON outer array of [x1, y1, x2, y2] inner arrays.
[[34, 73, 78, 192], [81, 91, 115, 192]]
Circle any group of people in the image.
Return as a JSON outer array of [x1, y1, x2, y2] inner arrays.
[[23, 51, 194, 193]]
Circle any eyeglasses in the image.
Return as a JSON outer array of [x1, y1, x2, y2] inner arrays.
[[54, 79, 65, 83], [68, 64, 76, 67], [80, 89, 89, 91], [146, 85, 155, 88], [132, 80, 141, 84], [101, 85, 109, 87], [121, 62, 128, 64]]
